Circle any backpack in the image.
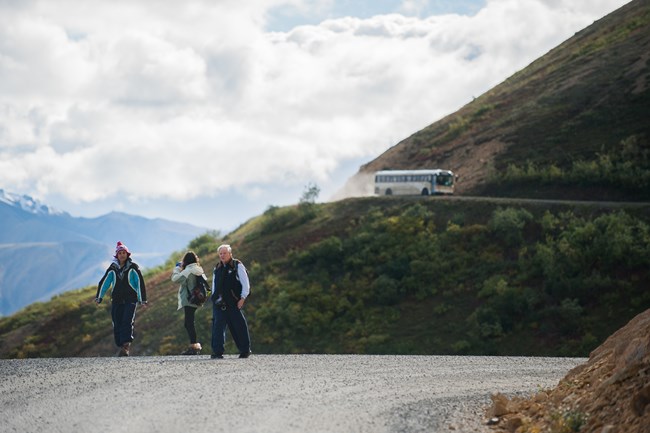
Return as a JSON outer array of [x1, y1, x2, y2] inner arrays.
[[188, 274, 211, 306]]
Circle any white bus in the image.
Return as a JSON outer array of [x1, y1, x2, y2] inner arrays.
[[374, 169, 455, 196]]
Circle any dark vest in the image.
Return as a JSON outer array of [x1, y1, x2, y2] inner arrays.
[[214, 260, 242, 305]]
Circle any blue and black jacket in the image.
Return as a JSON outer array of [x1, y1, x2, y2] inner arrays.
[[96, 258, 147, 304]]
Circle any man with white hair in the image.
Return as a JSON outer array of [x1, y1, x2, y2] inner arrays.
[[210, 244, 251, 359]]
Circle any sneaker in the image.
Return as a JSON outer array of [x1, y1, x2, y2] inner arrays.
[[238, 351, 251, 359], [211, 354, 224, 359]]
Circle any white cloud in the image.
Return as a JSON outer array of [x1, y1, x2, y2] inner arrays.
[[0, 0, 630, 212]]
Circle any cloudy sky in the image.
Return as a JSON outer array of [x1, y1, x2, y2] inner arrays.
[[0, 0, 630, 231]]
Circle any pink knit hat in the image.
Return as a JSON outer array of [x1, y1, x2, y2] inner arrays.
[[114, 241, 131, 258]]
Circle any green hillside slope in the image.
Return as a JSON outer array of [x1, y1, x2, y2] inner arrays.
[[1, 197, 649, 358], [358, 0, 650, 201]]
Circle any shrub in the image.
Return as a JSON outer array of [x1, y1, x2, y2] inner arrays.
[[291, 236, 344, 275], [260, 206, 306, 234], [488, 207, 533, 246], [187, 230, 222, 257], [372, 275, 403, 305], [550, 409, 587, 433]]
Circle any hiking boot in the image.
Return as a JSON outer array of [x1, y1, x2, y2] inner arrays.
[[118, 342, 130, 357]]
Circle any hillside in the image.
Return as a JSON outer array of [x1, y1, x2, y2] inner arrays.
[[0, 197, 648, 359], [348, 0, 650, 202]]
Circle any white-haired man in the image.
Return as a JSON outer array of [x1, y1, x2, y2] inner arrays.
[[210, 244, 251, 359]]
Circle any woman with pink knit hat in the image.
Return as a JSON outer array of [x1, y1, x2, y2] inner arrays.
[[95, 241, 148, 357]]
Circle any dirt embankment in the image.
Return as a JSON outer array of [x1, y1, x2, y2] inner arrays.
[[487, 309, 650, 433]]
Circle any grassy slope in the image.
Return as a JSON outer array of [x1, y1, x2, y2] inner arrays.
[[2, 197, 648, 358]]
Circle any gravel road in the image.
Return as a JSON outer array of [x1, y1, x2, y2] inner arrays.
[[0, 355, 584, 433]]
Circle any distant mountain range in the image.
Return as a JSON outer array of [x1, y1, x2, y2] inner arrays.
[[0, 189, 207, 316]]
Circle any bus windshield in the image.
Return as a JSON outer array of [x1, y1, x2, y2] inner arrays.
[[436, 173, 454, 187]]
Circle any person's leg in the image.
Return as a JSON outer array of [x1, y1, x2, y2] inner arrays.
[[211, 303, 227, 357], [118, 303, 137, 345], [227, 307, 251, 356], [111, 302, 121, 347], [112, 302, 136, 356], [184, 306, 197, 344], [181, 306, 201, 355]]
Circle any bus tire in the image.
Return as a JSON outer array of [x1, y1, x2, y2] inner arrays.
[[385, 189, 392, 195], [421, 188, 429, 196]]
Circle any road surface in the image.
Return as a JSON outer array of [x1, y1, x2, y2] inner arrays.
[[0, 354, 585, 433]]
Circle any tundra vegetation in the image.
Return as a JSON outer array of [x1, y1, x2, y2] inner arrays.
[[1, 198, 648, 359]]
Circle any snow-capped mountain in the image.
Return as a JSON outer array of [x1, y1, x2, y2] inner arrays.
[[0, 189, 66, 216], [0, 189, 208, 316]]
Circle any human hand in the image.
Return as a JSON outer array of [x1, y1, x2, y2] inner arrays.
[[237, 298, 245, 310]]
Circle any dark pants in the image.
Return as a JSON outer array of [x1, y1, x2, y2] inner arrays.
[[111, 302, 137, 347], [211, 302, 251, 355], [184, 306, 197, 344]]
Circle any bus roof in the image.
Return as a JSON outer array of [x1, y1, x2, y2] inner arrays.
[[374, 169, 453, 176]]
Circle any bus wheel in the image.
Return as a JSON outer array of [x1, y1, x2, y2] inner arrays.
[[421, 188, 429, 196], [385, 189, 392, 195]]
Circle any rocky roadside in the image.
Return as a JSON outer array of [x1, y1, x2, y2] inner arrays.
[[485, 308, 650, 433]]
